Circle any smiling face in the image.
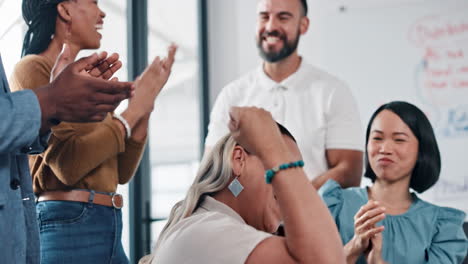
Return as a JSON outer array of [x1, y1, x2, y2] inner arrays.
[[255, 0, 308, 63], [64, 0, 106, 49], [367, 110, 419, 184]]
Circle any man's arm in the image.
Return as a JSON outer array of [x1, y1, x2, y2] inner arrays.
[[311, 149, 363, 189], [0, 91, 44, 154], [316, 76, 364, 189]]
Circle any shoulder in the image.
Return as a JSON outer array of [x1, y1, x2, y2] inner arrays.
[[221, 67, 262, 95], [10, 55, 52, 91], [296, 63, 356, 110], [157, 211, 271, 263], [417, 199, 466, 223], [319, 180, 368, 219], [168, 211, 267, 241], [13, 55, 52, 73], [210, 67, 260, 113], [434, 204, 466, 226], [416, 200, 468, 262], [319, 179, 366, 204], [414, 199, 466, 235], [300, 62, 349, 90], [319, 179, 343, 200]]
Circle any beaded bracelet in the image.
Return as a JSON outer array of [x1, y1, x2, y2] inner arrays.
[[265, 160, 304, 184]]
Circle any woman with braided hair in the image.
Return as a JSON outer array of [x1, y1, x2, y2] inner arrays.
[[10, 0, 177, 263]]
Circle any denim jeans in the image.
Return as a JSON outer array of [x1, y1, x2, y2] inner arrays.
[[36, 200, 128, 264]]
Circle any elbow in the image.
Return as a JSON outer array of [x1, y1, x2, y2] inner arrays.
[[343, 170, 362, 188], [338, 162, 363, 188], [118, 167, 137, 185], [118, 176, 132, 185]]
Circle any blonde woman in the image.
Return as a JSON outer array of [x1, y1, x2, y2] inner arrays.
[[140, 107, 345, 264]]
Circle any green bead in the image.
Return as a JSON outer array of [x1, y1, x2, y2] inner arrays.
[[265, 170, 274, 184], [266, 170, 274, 178]]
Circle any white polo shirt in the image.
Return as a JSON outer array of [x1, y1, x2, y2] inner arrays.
[[205, 60, 363, 180], [145, 196, 272, 264]]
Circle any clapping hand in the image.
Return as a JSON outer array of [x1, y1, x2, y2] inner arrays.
[[365, 232, 388, 264], [37, 53, 134, 124], [345, 200, 386, 263], [51, 43, 122, 81], [129, 44, 177, 115]]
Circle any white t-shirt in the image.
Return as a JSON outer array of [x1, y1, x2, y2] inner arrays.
[[205, 60, 363, 180], [144, 196, 272, 264]]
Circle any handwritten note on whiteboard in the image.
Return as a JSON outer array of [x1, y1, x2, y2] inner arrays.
[[410, 13, 468, 136]]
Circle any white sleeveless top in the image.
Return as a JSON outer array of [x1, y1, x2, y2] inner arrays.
[[140, 196, 272, 264]]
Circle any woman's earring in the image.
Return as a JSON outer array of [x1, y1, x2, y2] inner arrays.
[[228, 175, 244, 197]]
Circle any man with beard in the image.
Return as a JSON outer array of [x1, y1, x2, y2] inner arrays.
[[205, 0, 363, 189]]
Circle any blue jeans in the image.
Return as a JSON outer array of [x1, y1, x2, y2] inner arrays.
[[36, 200, 128, 264]]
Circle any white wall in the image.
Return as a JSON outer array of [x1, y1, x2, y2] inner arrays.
[[206, 0, 258, 106]]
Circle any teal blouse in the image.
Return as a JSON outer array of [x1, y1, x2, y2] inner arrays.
[[319, 180, 468, 264]]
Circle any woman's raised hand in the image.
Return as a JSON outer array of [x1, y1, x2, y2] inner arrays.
[[129, 44, 177, 115], [51, 43, 122, 82], [228, 106, 290, 164]]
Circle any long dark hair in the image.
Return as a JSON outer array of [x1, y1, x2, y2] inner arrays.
[[21, 0, 68, 57], [364, 101, 441, 193]]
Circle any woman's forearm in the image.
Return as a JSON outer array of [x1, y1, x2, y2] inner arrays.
[[263, 152, 345, 264], [344, 239, 360, 264]]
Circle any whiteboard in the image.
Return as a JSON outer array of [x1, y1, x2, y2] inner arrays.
[[305, 0, 468, 216]]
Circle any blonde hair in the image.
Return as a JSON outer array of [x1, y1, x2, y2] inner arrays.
[[155, 134, 237, 249]]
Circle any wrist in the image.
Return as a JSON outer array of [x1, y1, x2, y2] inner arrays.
[[265, 160, 304, 184], [112, 113, 132, 139], [259, 144, 293, 169], [344, 238, 362, 262], [120, 108, 142, 130], [33, 84, 58, 133]]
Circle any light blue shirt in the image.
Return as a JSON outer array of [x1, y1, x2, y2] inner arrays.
[[0, 54, 49, 263], [319, 179, 468, 264]]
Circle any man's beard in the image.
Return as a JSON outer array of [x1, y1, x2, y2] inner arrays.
[[257, 29, 300, 63]]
